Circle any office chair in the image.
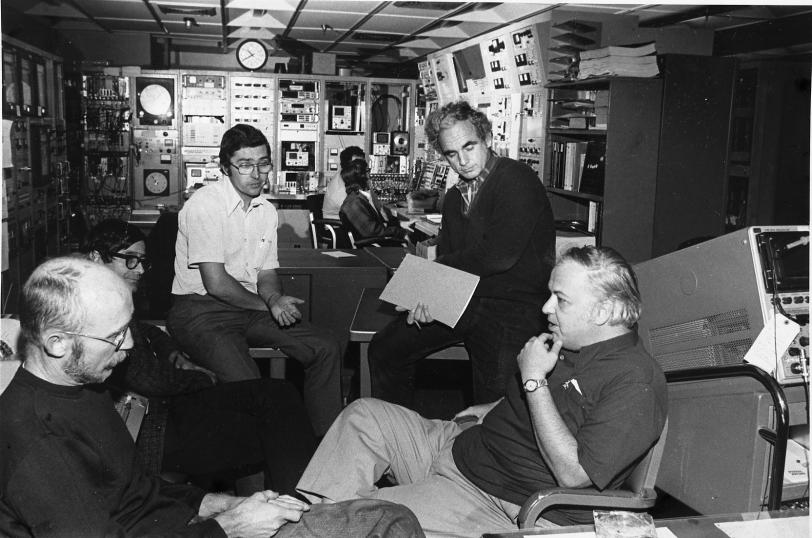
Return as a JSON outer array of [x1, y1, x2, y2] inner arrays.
[[306, 193, 350, 249], [518, 419, 669, 529], [347, 229, 409, 249]]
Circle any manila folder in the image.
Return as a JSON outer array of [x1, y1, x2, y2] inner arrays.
[[379, 254, 479, 328]]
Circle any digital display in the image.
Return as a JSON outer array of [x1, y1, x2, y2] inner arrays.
[[375, 132, 389, 143]]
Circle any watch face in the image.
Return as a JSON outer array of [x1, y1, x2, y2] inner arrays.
[[144, 170, 170, 196], [237, 40, 268, 71], [523, 379, 539, 392]]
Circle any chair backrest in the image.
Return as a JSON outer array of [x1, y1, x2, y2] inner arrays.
[[144, 211, 179, 319], [306, 193, 326, 220], [624, 418, 669, 494], [306, 194, 328, 249]]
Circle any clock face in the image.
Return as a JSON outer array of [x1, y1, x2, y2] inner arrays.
[[237, 39, 268, 71], [144, 170, 170, 196]]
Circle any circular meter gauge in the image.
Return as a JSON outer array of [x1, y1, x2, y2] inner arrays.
[[144, 170, 170, 196], [138, 84, 172, 116]]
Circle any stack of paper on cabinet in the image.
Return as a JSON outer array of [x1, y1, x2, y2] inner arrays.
[[578, 42, 659, 79]]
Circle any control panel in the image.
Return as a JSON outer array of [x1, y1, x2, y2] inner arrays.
[[769, 293, 810, 385], [132, 128, 180, 207], [181, 73, 227, 147], [511, 26, 543, 88], [229, 75, 275, 147], [330, 105, 354, 131], [277, 79, 320, 192], [517, 90, 545, 174]]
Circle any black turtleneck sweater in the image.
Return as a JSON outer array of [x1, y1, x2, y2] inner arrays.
[[437, 154, 556, 307], [0, 367, 225, 537]]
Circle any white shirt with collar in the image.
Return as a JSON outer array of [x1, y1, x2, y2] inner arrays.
[[172, 178, 279, 296]]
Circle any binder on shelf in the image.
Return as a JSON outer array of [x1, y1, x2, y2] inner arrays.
[[587, 201, 600, 234], [578, 139, 606, 196], [549, 140, 588, 191]]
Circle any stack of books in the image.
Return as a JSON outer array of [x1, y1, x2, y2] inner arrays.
[[577, 42, 658, 79]]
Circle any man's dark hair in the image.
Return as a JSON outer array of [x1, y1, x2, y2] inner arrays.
[[80, 219, 147, 264], [341, 159, 369, 192], [219, 124, 271, 170], [340, 146, 365, 170], [424, 101, 492, 153]]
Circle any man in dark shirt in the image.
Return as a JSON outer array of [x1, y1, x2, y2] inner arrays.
[[297, 246, 668, 535], [369, 100, 556, 407], [0, 256, 424, 537]]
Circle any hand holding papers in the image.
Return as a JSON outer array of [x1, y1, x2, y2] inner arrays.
[[379, 254, 479, 328]]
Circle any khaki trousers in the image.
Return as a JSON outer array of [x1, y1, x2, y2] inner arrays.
[[297, 398, 558, 537]]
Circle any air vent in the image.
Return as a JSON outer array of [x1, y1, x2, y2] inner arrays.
[[393, 2, 470, 10], [649, 308, 751, 351], [158, 6, 216, 17], [352, 32, 401, 43], [654, 338, 753, 371]]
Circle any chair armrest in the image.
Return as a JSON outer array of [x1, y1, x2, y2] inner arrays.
[[518, 487, 657, 529], [316, 218, 343, 227]]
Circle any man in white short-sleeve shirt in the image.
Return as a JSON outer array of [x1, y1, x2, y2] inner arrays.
[[168, 124, 342, 436]]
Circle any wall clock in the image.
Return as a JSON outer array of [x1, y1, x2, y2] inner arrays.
[[236, 39, 268, 71]]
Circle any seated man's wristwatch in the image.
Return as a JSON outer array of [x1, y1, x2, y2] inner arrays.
[[523, 378, 548, 392]]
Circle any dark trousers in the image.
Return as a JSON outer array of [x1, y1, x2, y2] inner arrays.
[[167, 294, 342, 436], [161, 378, 317, 496], [369, 296, 545, 407]]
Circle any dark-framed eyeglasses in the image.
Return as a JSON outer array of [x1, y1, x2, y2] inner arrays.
[[230, 160, 273, 176], [109, 252, 150, 270], [61, 325, 131, 352]]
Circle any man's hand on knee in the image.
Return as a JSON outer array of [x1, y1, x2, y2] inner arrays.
[[212, 490, 310, 537]]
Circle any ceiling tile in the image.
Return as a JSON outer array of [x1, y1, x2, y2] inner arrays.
[[227, 27, 277, 40], [228, 10, 287, 28], [354, 15, 435, 34], [24, 2, 85, 18], [226, 0, 297, 9]]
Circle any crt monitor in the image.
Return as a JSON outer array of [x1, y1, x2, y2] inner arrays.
[[634, 225, 809, 385]]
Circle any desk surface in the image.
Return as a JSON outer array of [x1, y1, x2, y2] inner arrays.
[[362, 246, 409, 272], [278, 248, 383, 269], [389, 206, 442, 237], [482, 509, 808, 538], [349, 287, 397, 340]]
